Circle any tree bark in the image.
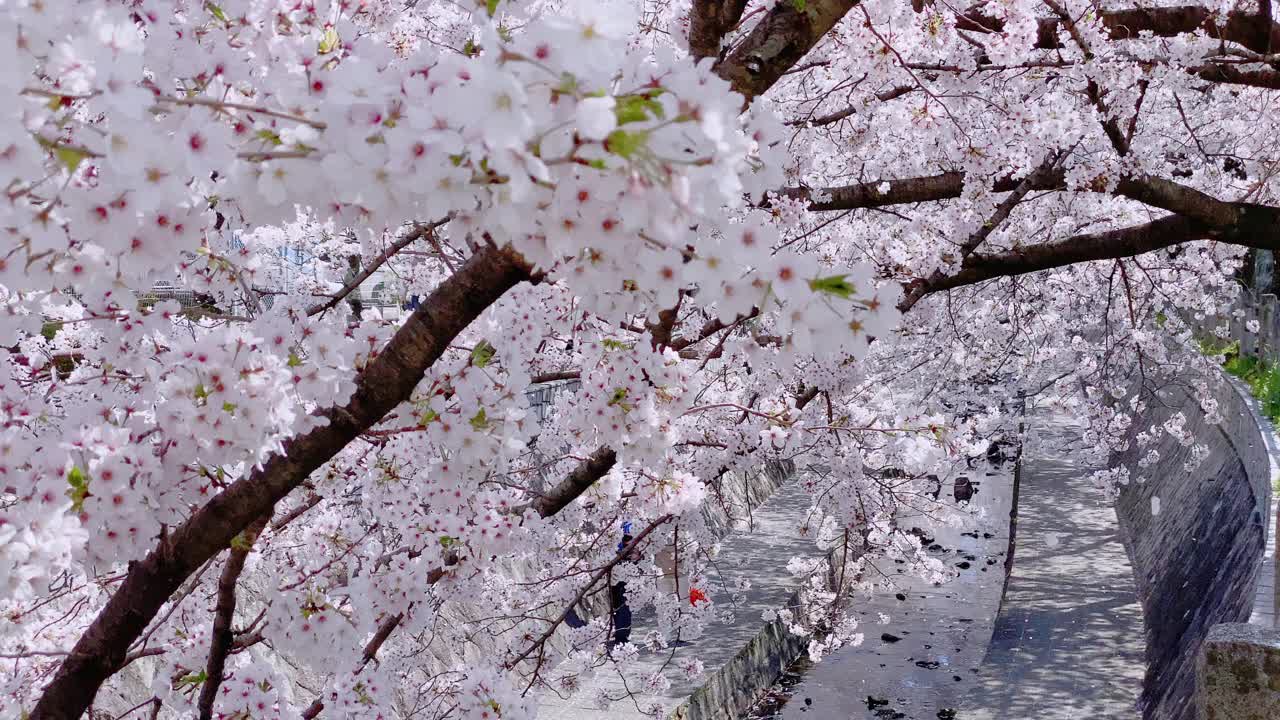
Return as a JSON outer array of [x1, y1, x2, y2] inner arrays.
[[688, 1, 750, 61], [715, 0, 861, 103], [903, 209, 1280, 307], [957, 6, 1280, 56], [195, 515, 269, 720]]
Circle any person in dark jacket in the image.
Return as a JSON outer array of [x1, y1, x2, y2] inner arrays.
[[609, 533, 636, 648], [562, 525, 637, 651]]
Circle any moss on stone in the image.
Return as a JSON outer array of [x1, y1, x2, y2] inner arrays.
[[1231, 657, 1260, 694]]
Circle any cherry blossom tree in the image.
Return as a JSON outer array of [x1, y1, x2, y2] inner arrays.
[[1, 1, 1278, 718]]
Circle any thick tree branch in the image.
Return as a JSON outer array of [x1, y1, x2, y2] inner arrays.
[[905, 216, 1203, 305], [778, 168, 1065, 211], [782, 168, 1264, 232], [1193, 62, 1280, 89], [531, 447, 619, 518], [31, 245, 533, 720], [689, 1, 750, 61], [958, 6, 1280, 56], [715, 0, 861, 102], [529, 370, 581, 384], [903, 204, 1280, 309]]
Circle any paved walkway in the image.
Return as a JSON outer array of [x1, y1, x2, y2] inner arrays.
[[776, 462, 1015, 720], [959, 413, 1145, 720], [539, 479, 829, 719], [1233, 380, 1279, 629]]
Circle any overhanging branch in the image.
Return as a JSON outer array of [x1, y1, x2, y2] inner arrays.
[[31, 245, 534, 720]]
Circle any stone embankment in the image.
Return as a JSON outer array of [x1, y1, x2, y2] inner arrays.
[[1115, 378, 1271, 720]]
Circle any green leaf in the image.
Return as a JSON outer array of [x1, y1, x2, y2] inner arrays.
[[54, 146, 88, 173], [601, 338, 630, 350], [608, 387, 635, 413], [256, 128, 283, 146], [807, 274, 858, 300], [419, 408, 439, 426], [556, 73, 578, 96], [471, 340, 495, 368], [222, 401, 237, 414], [193, 383, 209, 401], [41, 321, 63, 341], [586, 158, 608, 170], [318, 26, 341, 55], [792, 0, 807, 9], [469, 408, 489, 431], [66, 466, 90, 513], [604, 129, 649, 159], [230, 530, 253, 551], [439, 535, 457, 548], [486, 0, 501, 17], [614, 95, 665, 125], [177, 670, 208, 688], [287, 352, 303, 368], [205, 3, 228, 23]]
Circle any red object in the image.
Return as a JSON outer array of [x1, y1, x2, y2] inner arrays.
[[689, 587, 708, 606]]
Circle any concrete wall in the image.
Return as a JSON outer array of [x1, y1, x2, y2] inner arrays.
[[1115, 379, 1271, 720]]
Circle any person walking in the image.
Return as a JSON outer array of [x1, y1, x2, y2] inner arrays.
[[609, 532, 635, 649], [343, 254, 364, 321]]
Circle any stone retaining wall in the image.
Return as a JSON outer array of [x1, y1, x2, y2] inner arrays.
[[1114, 378, 1271, 720], [672, 513, 859, 720]]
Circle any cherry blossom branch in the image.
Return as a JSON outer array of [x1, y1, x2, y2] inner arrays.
[[271, 493, 323, 531], [903, 215, 1242, 305], [196, 515, 268, 720], [782, 167, 1273, 237], [777, 168, 1064, 212], [298, 447, 620, 716], [304, 218, 450, 317], [504, 514, 674, 670], [958, 5, 1280, 56], [529, 447, 619, 518], [1042, 0, 1132, 157], [786, 85, 916, 127], [669, 308, 760, 351], [29, 245, 534, 720], [151, 96, 326, 129], [899, 154, 1066, 310], [529, 370, 581, 384], [278, 525, 378, 592]]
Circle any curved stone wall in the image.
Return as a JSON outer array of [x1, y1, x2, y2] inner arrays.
[[1114, 378, 1271, 720]]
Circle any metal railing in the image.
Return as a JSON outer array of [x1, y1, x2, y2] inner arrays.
[[525, 379, 581, 426]]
